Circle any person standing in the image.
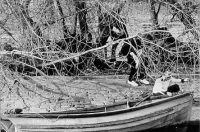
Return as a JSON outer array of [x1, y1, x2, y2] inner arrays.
[[119, 37, 150, 87], [126, 49, 149, 86]]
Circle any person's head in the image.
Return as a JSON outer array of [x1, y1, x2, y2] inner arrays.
[[161, 71, 172, 81]]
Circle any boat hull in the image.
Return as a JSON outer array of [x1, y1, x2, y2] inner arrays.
[[2, 93, 193, 132]]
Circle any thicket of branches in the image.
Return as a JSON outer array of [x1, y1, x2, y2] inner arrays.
[[0, 0, 199, 77]]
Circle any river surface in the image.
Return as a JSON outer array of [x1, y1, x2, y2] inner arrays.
[[138, 120, 200, 132], [137, 105, 200, 132]]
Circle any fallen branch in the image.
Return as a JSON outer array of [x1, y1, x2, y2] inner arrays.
[[43, 35, 138, 66], [0, 50, 46, 61]]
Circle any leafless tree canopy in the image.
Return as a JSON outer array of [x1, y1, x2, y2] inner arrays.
[[0, 0, 200, 119], [0, 0, 199, 77]]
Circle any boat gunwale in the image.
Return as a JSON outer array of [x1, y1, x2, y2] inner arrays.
[[5, 93, 192, 118], [10, 101, 191, 130]]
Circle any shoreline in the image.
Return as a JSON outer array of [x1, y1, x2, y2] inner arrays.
[[191, 106, 200, 121]]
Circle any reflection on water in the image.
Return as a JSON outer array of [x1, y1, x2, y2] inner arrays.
[[1, 121, 199, 132], [138, 121, 200, 132]]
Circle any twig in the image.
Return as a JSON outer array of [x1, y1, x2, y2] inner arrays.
[[0, 22, 18, 42], [135, 93, 152, 106]]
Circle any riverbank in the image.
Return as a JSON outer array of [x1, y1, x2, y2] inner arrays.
[[0, 73, 200, 120], [191, 106, 200, 120]]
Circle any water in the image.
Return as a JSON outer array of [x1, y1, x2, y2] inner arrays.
[[138, 120, 200, 132], [1, 121, 199, 132], [1, 120, 199, 132]]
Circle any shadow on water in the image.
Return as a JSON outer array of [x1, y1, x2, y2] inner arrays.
[[1, 121, 199, 132], [137, 120, 200, 132]]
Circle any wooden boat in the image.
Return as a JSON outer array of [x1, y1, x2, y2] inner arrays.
[[0, 92, 193, 132]]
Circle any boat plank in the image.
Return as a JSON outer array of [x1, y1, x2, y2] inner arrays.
[[1, 93, 193, 132], [8, 93, 192, 118], [12, 98, 192, 131], [18, 106, 191, 132]]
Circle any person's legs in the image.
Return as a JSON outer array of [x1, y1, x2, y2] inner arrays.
[[127, 54, 138, 86], [138, 64, 146, 79], [138, 63, 150, 84], [128, 66, 137, 81], [128, 66, 138, 86]]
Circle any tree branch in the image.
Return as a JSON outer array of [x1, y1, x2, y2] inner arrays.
[[0, 22, 18, 42]]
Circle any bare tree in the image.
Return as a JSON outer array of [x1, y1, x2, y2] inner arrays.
[[0, 0, 199, 76], [149, 0, 162, 29]]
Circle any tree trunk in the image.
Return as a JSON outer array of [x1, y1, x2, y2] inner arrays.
[[44, 0, 55, 26], [54, 0, 70, 38], [149, 0, 159, 29], [72, 9, 77, 35], [21, 0, 43, 37], [75, 1, 88, 35]]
